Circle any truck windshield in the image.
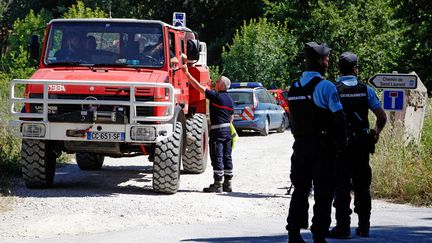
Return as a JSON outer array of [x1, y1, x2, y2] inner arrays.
[[44, 21, 165, 68]]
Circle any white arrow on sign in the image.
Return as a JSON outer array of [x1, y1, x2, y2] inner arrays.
[[369, 73, 417, 89]]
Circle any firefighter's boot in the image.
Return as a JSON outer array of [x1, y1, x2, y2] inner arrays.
[[203, 180, 222, 193], [223, 180, 232, 192], [223, 175, 233, 192]]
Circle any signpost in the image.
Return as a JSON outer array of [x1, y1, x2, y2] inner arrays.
[[369, 73, 417, 89], [383, 90, 404, 111], [369, 72, 426, 143], [369, 73, 417, 112]]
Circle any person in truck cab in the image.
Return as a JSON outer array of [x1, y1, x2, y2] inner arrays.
[[141, 35, 179, 67], [54, 32, 83, 61], [182, 61, 235, 193], [83, 35, 97, 62]]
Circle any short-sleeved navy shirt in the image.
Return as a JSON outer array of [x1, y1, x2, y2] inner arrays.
[[205, 89, 234, 126]]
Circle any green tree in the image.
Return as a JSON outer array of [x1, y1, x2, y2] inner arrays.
[[1, 9, 52, 78], [84, 0, 264, 65], [1, 1, 107, 79], [63, 1, 107, 18], [264, 0, 404, 83], [0, 0, 12, 21], [392, 0, 432, 93], [221, 18, 298, 88]]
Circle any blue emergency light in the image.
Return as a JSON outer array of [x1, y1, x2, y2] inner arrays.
[[173, 12, 186, 27], [230, 82, 263, 89]]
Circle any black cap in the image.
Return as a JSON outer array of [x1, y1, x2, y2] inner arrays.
[[304, 42, 331, 60], [338, 52, 358, 72]]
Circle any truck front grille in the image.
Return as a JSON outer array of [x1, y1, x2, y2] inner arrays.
[[29, 94, 154, 123]]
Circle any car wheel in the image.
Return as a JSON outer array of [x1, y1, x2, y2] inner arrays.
[[277, 116, 285, 133], [260, 118, 269, 136]]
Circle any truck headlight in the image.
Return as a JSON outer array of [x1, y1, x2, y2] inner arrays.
[[22, 123, 46, 138], [130, 126, 156, 141]]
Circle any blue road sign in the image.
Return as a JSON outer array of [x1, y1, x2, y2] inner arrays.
[[383, 90, 404, 111]]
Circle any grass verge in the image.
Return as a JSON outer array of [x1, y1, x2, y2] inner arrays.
[[371, 99, 432, 206]]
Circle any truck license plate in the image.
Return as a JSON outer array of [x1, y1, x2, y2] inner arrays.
[[87, 132, 125, 141]]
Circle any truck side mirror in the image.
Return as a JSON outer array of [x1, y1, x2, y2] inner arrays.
[[28, 34, 40, 60], [186, 39, 200, 61]]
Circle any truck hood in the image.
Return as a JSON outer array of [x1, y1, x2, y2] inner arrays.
[[30, 68, 168, 83]]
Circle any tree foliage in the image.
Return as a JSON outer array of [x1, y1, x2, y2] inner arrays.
[[0, 9, 52, 78], [82, 0, 264, 66], [0, 0, 12, 22], [392, 0, 432, 92], [263, 0, 404, 84], [63, 1, 107, 18], [0, 1, 107, 79], [222, 18, 298, 88], [0, 0, 430, 91]]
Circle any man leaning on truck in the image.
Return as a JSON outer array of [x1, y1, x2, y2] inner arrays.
[[181, 58, 235, 193]]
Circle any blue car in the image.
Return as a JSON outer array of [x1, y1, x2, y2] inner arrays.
[[227, 82, 287, 136]]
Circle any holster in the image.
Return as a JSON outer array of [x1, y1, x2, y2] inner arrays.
[[367, 129, 377, 154]]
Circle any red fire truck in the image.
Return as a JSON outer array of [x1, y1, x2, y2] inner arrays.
[[9, 15, 209, 194]]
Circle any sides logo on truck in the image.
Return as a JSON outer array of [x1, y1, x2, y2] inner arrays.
[[48, 84, 66, 92]]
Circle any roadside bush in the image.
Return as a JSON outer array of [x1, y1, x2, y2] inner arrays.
[[0, 94, 21, 196], [222, 18, 299, 88], [371, 99, 432, 206]]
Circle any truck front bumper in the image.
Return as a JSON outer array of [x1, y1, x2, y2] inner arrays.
[[9, 120, 173, 143]]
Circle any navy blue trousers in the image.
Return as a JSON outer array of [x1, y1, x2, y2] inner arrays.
[[209, 128, 233, 181], [333, 136, 371, 228], [286, 136, 337, 239]]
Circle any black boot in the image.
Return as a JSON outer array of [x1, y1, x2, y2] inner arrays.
[[223, 179, 232, 192], [288, 230, 305, 243], [357, 214, 370, 237], [203, 180, 222, 193], [328, 225, 351, 239], [355, 227, 369, 237]]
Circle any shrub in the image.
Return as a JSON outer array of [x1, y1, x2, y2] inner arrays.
[[371, 99, 432, 206], [0, 95, 21, 196], [222, 18, 299, 88]]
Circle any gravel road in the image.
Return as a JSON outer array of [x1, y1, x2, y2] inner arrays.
[[0, 131, 292, 241], [0, 130, 431, 242]]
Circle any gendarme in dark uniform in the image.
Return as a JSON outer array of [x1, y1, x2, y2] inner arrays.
[[286, 42, 347, 243], [329, 52, 387, 239]]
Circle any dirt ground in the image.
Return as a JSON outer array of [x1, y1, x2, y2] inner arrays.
[[0, 130, 430, 242], [0, 131, 293, 241]]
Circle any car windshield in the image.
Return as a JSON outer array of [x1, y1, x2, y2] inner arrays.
[[44, 21, 165, 68], [228, 92, 253, 105]]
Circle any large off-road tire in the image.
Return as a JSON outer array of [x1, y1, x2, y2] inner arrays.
[[183, 114, 208, 174], [20, 139, 57, 188], [153, 121, 183, 194], [76, 153, 104, 170]]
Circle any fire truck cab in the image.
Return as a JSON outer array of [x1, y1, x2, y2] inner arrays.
[[9, 16, 210, 194]]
